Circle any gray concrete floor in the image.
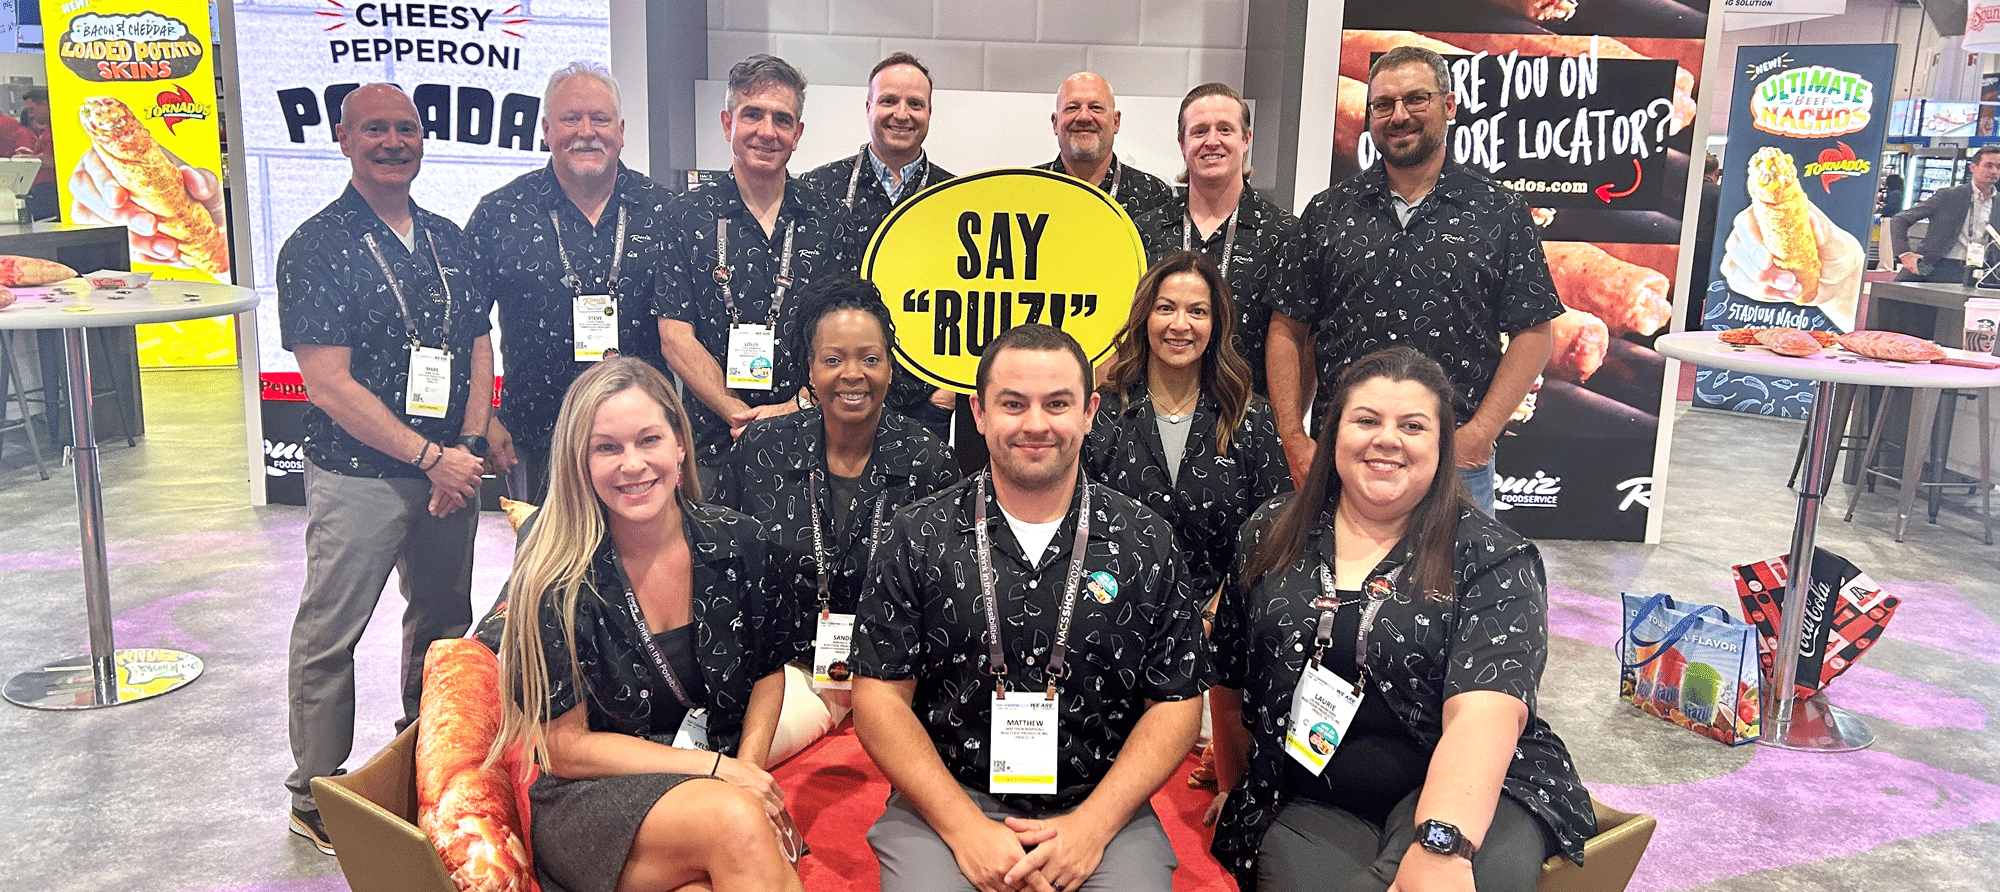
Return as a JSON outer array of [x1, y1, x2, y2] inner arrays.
[[0, 368, 1994, 891]]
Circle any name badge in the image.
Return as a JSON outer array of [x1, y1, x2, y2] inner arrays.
[[989, 692, 1059, 794], [725, 323, 775, 390], [573, 294, 618, 361], [1972, 241, 1989, 268], [405, 346, 451, 418], [812, 612, 856, 690], [672, 706, 710, 751], [1283, 662, 1363, 776]]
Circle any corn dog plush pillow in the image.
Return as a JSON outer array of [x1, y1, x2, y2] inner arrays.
[[1746, 147, 1821, 305], [417, 638, 533, 892], [77, 97, 230, 276]]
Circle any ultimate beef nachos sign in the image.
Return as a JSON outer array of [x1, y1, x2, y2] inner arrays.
[[234, 1, 608, 504]]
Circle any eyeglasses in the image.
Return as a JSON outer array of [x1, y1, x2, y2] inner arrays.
[[1367, 91, 1442, 118]]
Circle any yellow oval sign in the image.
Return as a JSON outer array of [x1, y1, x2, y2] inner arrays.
[[865, 168, 1146, 394]]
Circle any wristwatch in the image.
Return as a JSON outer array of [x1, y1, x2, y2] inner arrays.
[[1416, 819, 1477, 859], [456, 434, 490, 458]]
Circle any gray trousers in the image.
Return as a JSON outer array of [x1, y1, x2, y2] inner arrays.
[[868, 787, 1176, 892], [1257, 790, 1553, 892], [285, 461, 477, 811]]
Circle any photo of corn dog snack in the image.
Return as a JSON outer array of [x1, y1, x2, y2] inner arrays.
[[1543, 241, 1673, 337], [1744, 147, 1819, 306], [1481, 0, 1578, 21], [76, 96, 229, 276]]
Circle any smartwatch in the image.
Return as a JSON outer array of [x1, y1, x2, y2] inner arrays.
[[1416, 819, 1477, 859], [456, 434, 490, 458]]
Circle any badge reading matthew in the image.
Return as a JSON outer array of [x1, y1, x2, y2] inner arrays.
[[863, 169, 1146, 395]]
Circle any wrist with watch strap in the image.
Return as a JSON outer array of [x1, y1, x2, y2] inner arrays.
[[1416, 818, 1477, 860], [456, 434, 489, 458]]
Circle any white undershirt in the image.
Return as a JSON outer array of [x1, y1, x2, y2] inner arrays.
[[395, 224, 417, 252], [998, 504, 1062, 564]]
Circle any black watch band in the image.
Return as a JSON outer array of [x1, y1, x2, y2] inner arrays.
[[1416, 819, 1476, 859], [456, 434, 490, 458]]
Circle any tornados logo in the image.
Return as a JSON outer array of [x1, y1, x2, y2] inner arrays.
[[864, 169, 1144, 394], [1801, 141, 1872, 194]]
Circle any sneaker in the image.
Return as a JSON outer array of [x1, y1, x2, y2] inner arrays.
[[290, 806, 336, 856]]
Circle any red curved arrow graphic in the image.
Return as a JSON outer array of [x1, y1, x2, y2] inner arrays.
[[1594, 159, 1644, 203]]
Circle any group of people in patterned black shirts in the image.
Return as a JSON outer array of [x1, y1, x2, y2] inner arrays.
[[272, 40, 1601, 892]]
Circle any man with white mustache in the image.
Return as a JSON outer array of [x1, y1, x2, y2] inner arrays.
[[1266, 46, 1558, 513], [1036, 72, 1173, 220], [467, 60, 677, 500], [802, 51, 958, 439]]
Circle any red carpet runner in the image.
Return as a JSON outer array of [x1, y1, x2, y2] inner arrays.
[[772, 724, 1232, 891]]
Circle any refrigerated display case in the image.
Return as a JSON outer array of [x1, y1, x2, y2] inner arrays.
[[1911, 149, 1966, 204]]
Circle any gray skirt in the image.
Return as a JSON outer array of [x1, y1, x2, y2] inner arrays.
[[529, 768, 707, 892]]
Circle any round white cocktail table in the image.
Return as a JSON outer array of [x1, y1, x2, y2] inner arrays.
[[0, 279, 257, 710], [1656, 332, 2000, 752]]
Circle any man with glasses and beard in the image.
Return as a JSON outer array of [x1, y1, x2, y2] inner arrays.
[[1265, 46, 1558, 513], [467, 61, 673, 498]]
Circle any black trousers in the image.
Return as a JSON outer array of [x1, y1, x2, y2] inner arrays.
[[1254, 788, 1556, 892]]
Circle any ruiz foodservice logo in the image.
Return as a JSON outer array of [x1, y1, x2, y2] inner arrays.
[[1616, 476, 1653, 512], [1749, 63, 1874, 139], [265, 439, 306, 477], [1495, 471, 1562, 508]]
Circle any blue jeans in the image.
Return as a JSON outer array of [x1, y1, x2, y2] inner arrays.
[[1459, 456, 1495, 517]]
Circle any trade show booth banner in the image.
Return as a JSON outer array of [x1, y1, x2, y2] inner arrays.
[[44, 0, 233, 367], [233, 1, 608, 504], [1338, 0, 1711, 540], [1692, 43, 1896, 419]]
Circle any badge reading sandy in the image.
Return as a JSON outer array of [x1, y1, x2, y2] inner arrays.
[[864, 169, 1146, 394]]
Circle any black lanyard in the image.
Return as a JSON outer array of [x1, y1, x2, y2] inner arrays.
[[551, 204, 629, 297], [845, 146, 933, 210], [716, 218, 796, 326], [806, 467, 888, 615], [1182, 207, 1239, 279], [974, 471, 1090, 699], [611, 549, 699, 709], [363, 228, 454, 348], [1311, 562, 1397, 683]]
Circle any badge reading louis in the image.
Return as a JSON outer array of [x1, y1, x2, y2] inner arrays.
[[990, 693, 1059, 794], [865, 169, 1145, 395]]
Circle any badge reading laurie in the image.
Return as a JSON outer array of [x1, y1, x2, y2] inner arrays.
[[1086, 570, 1119, 604], [864, 169, 1144, 395]]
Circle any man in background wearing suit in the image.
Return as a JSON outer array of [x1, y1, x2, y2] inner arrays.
[[1890, 145, 2000, 284]]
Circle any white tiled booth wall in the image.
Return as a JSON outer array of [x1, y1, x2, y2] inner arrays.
[[706, 0, 1251, 97]]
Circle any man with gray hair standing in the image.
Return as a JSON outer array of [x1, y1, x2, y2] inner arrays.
[[1037, 71, 1173, 220], [467, 60, 674, 499], [657, 54, 858, 476]]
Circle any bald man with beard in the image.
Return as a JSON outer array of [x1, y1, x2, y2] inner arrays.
[[1035, 72, 1173, 220]]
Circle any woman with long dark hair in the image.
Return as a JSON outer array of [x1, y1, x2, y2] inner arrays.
[[1207, 347, 1594, 892], [488, 358, 803, 892], [1086, 250, 1289, 609]]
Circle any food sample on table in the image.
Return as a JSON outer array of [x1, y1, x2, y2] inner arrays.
[[1838, 330, 1947, 363], [1544, 241, 1672, 336], [1745, 147, 1821, 305], [78, 96, 231, 276], [0, 255, 76, 287], [1546, 308, 1609, 383], [1718, 327, 1837, 346], [1754, 327, 1824, 357]]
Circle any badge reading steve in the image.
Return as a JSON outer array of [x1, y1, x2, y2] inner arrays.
[[864, 169, 1145, 394]]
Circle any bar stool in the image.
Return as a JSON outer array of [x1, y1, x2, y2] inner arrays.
[[1844, 385, 1994, 544], [0, 330, 51, 479], [1789, 383, 1874, 491]]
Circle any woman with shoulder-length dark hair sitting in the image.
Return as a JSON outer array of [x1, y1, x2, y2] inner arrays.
[[1207, 347, 1595, 892]]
